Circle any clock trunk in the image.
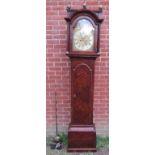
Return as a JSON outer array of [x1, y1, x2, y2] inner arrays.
[[71, 58, 94, 125]]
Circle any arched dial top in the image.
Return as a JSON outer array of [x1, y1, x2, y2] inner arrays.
[[73, 19, 95, 51]]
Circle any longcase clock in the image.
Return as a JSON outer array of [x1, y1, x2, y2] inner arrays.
[[65, 5, 103, 152]]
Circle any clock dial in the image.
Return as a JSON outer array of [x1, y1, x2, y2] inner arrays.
[[73, 19, 94, 51]]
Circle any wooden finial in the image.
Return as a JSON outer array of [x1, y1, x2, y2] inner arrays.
[[82, 0, 87, 9], [66, 1, 71, 11]]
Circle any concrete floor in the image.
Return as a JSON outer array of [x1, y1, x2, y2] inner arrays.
[[46, 146, 109, 155]]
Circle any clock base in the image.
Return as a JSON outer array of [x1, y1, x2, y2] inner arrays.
[[67, 124, 96, 152]]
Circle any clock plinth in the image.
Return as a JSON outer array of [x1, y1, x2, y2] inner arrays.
[[68, 124, 96, 152], [65, 7, 103, 152]]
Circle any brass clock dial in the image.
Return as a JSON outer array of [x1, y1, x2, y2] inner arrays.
[[73, 19, 94, 51]]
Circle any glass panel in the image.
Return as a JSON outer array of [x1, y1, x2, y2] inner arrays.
[[73, 19, 94, 51]]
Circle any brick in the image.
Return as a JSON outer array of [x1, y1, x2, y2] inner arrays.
[[87, 1, 98, 5]]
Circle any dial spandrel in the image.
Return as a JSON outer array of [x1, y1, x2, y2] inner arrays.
[[73, 19, 94, 51]]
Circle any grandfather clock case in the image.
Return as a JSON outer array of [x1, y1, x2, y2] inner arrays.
[[65, 6, 103, 152]]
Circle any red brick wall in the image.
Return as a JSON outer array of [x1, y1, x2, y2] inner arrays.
[[46, 0, 109, 136]]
